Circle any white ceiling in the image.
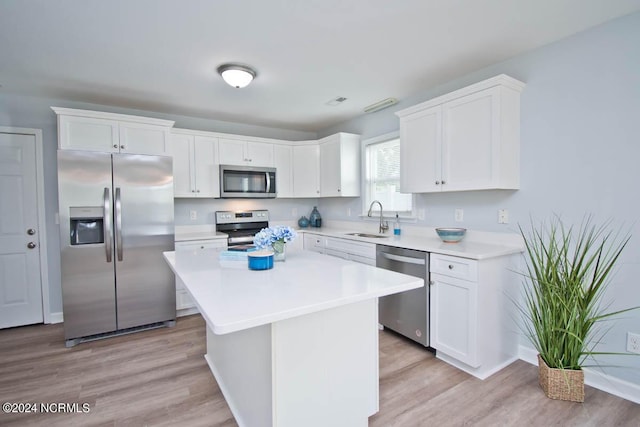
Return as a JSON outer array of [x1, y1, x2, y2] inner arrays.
[[1, 0, 639, 132]]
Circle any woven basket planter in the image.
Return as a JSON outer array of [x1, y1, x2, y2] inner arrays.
[[537, 354, 584, 402]]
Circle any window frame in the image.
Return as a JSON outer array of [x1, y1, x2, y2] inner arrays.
[[360, 131, 415, 219]]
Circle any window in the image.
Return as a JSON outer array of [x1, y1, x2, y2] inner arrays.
[[363, 132, 413, 216]]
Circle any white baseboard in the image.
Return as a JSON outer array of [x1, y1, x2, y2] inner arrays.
[[48, 312, 64, 324], [518, 345, 640, 404]]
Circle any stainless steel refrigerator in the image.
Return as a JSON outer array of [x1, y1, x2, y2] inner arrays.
[[58, 150, 175, 346]]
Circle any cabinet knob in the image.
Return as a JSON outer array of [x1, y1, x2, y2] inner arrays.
[[448, 264, 454, 270], [27, 242, 37, 249], [442, 180, 446, 185], [435, 181, 440, 185], [196, 189, 200, 193], [113, 144, 118, 149], [200, 246, 204, 249], [120, 145, 125, 149], [27, 228, 36, 235], [192, 190, 196, 193], [337, 188, 341, 192], [429, 281, 434, 286]]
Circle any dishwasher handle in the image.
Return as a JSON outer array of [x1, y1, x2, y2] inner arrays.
[[379, 252, 426, 265]]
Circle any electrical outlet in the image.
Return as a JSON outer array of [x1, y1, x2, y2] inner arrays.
[[498, 209, 509, 224], [455, 209, 464, 222], [190, 210, 197, 221], [627, 332, 640, 354]]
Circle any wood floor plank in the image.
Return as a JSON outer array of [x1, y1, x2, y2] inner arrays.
[[0, 315, 638, 426]]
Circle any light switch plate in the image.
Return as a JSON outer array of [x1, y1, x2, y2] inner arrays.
[[455, 209, 464, 222], [190, 210, 197, 220]]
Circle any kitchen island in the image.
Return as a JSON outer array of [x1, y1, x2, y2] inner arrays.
[[164, 249, 423, 427]]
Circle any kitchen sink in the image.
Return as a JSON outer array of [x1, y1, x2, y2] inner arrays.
[[345, 232, 389, 239]]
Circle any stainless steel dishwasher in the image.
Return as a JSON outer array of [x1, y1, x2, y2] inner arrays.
[[376, 245, 430, 347]]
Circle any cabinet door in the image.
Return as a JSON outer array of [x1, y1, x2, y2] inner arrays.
[[399, 105, 442, 193], [320, 138, 341, 197], [119, 122, 171, 155], [274, 144, 293, 198], [247, 141, 274, 167], [58, 115, 119, 152], [174, 240, 227, 311], [442, 87, 497, 191], [430, 273, 479, 367], [218, 138, 246, 165], [292, 145, 320, 197], [172, 134, 195, 197], [193, 136, 219, 197]]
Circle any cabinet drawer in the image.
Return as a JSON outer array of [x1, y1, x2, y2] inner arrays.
[[325, 237, 376, 259], [175, 239, 227, 251], [430, 253, 477, 282], [303, 233, 325, 253]]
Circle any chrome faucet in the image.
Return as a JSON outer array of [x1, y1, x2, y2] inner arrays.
[[367, 200, 389, 234]]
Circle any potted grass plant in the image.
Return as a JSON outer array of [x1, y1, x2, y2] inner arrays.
[[517, 216, 637, 402]]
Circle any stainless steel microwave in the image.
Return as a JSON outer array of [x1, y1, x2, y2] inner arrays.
[[220, 165, 277, 198]]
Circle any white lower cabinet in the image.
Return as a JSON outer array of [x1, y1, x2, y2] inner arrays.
[[174, 239, 227, 315], [429, 252, 518, 379], [303, 233, 326, 254], [430, 270, 479, 367]]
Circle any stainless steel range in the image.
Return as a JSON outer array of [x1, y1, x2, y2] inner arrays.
[[215, 210, 269, 251]]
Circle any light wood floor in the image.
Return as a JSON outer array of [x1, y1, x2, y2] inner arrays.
[[0, 315, 638, 426]]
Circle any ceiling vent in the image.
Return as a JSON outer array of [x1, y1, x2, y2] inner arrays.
[[326, 96, 348, 106], [364, 97, 398, 114]]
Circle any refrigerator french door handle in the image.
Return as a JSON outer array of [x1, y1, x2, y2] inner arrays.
[[115, 187, 123, 261], [265, 172, 271, 193], [103, 187, 112, 263], [380, 252, 426, 265]]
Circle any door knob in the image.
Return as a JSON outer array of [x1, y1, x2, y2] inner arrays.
[[27, 228, 36, 235], [27, 242, 37, 249]]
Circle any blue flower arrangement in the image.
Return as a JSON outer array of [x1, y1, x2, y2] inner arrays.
[[253, 225, 297, 254]]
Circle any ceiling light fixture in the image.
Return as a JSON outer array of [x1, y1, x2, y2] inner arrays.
[[363, 97, 398, 113], [217, 63, 257, 88]]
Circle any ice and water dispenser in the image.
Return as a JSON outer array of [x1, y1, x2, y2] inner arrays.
[[69, 207, 105, 245]]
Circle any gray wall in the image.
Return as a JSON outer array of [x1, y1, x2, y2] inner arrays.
[[0, 93, 316, 316], [318, 12, 640, 385]]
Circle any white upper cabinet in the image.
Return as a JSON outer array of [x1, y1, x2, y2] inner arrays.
[[399, 105, 442, 193], [396, 75, 525, 193], [172, 131, 219, 198], [319, 133, 360, 197], [218, 138, 274, 167], [274, 144, 293, 198], [292, 144, 320, 197], [52, 107, 174, 155]]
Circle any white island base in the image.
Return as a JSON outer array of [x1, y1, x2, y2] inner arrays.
[[204, 298, 378, 427], [164, 249, 422, 426]]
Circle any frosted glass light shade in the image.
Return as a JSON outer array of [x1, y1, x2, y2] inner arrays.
[[218, 64, 256, 88]]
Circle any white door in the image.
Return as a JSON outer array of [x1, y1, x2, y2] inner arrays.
[[0, 132, 43, 328]]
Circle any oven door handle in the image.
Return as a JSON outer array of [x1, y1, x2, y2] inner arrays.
[[228, 235, 255, 244]]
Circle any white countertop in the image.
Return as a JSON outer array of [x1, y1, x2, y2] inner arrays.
[[175, 225, 227, 242], [299, 227, 523, 260], [164, 249, 423, 335]]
